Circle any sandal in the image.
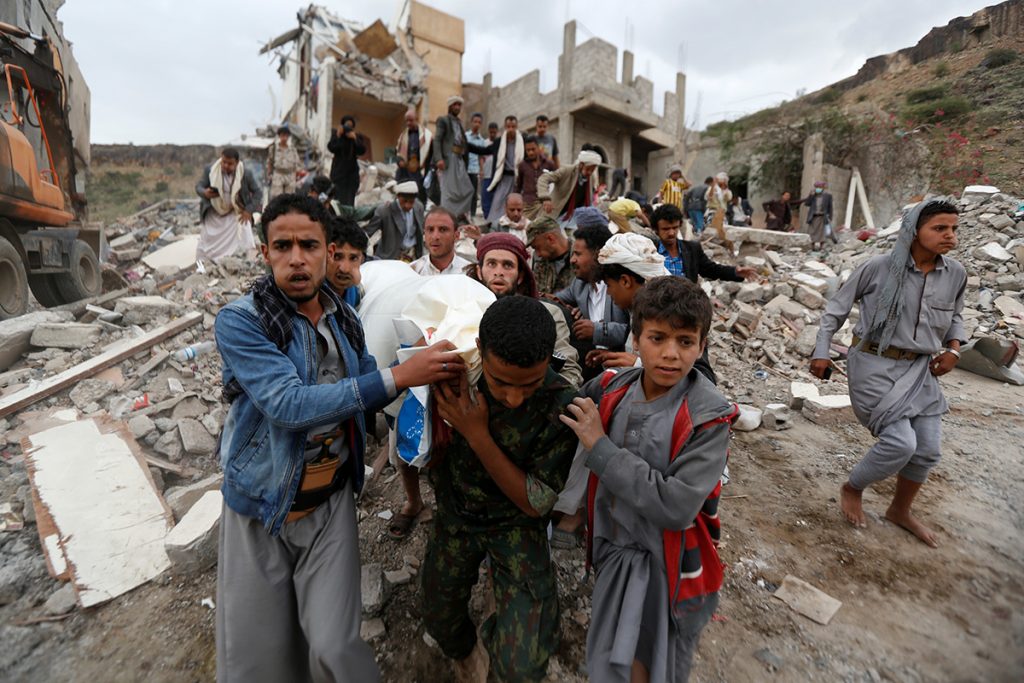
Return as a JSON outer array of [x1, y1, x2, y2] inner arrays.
[[549, 526, 581, 550], [388, 511, 418, 538]]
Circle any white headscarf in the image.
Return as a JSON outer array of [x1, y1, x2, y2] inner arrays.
[[577, 150, 602, 166], [598, 233, 670, 280]]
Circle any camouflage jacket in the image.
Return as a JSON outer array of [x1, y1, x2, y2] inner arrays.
[[532, 238, 575, 295], [430, 368, 577, 528]]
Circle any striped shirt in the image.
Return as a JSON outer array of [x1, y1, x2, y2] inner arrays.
[[659, 179, 687, 210]]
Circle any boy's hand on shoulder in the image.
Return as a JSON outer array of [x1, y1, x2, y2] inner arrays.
[[930, 350, 958, 376], [434, 373, 489, 443], [559, 397, 605, 450]]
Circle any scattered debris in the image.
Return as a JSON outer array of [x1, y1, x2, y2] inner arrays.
[[773, 575, 843, 625], [164, 490, 222, 574]]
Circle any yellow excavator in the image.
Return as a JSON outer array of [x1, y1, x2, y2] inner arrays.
[[0, 20, 100, 319]]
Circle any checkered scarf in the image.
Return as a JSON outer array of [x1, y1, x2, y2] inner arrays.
[[222, 275, 366, 403]]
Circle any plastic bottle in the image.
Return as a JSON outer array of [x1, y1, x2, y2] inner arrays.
[[173, 341, 216, 362]]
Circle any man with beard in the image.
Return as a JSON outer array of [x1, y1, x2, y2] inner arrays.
[[515, 135, 555, 220], [324, 217, 367, 309], [214, 193, 464, 682], [195, 147, 261, 262], [484, 115, 525, 226], [538, 149, 601, 226], [364, 181, 424, 261], [396, 109, 433, 204], [469, 232, 581, 387], [433, 96, 497, 222], [410, 207, 471, 276]]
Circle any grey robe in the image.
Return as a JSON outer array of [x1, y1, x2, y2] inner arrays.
[[814, 253, 967, 435], [581, 368, 733, 683]]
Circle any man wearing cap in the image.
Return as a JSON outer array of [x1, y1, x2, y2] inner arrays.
[[268, 126, 302, 198], [537, 150, 601, 225], [433, 96, 498, 222], [468, 232, 582, 388], [801, 180, 836, 250], [396, 109, 433, 205], [527, 216, 575, 295], [657, 163, 689, 212], [364, 181, 424, 261]]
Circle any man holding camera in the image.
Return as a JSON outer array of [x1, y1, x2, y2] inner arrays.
[[328, 115, 366, 206]]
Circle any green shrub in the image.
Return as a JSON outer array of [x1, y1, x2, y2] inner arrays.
[[813, 88, 841, 104], [856, 93, 868, 102], [933, 61, 950, 77], [154, 181, 169, 193], [981, 48, 1017, 69], [905, 84, 948, 104], [903, 96, 973, 123]]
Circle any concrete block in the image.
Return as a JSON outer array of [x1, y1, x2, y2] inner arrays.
[[994, 295, 1024, 318], [179, 418, 217, 456], [794, 325, 819, 357], [762, 403, 793, 430], [733, 404, 762, 431], [384, 568, 413, 586], [724, 225, 811, 248], [974, 242, 1012, 263], [164, 490, 221, 574], [801, 394, 855, 426], [764, 294, 792, 315], [128, 414, 156, 439], [114, 296, 180, 325], [361, 618, 387, 642], [780, 299, 810, 321], [794, 285, 826, 310], [164, 473, 223, 520], [789, 382, 820, 409], [735, 283, 766, 303], [773, 282, 794, 298], [986, 213, 1016, 231], [790, 272, 829, 293], [802, 260, 838, 278], [30, 323, 104, 349], [0, 310, 74, 371], [361, 563, 391, 617], [154, 430, 183, 461], [69, 378, 115, 410]]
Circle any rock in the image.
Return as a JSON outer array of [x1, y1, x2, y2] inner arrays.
[[154, 430, 183, 461], [733, 405, 762, 431], [974, 242, 1012, 263], [164, 473, 223, 520], [361, 563, 391, 617], [128, 414, 156, 439], [773, 282, 794, 298], [114, 296, 180, 325], [803, 260, 838, 278], [384, 568, 413, 586], [764, 294, 792, 315], [735, 283, 766, 304], [754, 648, 784, 670], [790, 272, 829, 293], [763, 403, 793, 430], [994, 295, 1024, 318], [794, 325, 819, 357], [69, 379, 115, 410], [164, 490, 221, 574], [148, 467, 165, 493], [961, 184, 999, 203], [0, 310, 73, 371], [802, 394, 856, 425], [29, 323, 103, 349], [179, 418, 216, 456], [154, 417, 176, 432], [789, 382, 820, 409], [360, 618, 387, 642], [724, 225, 811, 248], [42, 583, 78, 615], [171, 396, 206, 420], [793, 285, 826, 310]]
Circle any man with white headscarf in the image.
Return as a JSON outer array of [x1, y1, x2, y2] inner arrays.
[[195, 147, 261, 262], [433, 95, 498, 222], [811, 197, 965, 547], [485, 115, 525, 225], [538, 149, 602, 225]]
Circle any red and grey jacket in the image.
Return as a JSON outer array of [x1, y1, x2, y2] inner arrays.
[[585, 368, 738, 608]]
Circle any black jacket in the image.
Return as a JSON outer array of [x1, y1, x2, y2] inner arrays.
[[327, 130, 366, 184], [674, 239, 743, 284]]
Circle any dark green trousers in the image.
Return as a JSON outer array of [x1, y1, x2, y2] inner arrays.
[[420, 510, 560, 683]]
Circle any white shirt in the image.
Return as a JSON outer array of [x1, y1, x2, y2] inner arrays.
[[410, 253, 472, 277], [587, 281, 608, 323]]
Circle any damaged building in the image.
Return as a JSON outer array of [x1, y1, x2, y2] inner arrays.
[[262, 1, 464, 171], [464, 20, 688, 195]]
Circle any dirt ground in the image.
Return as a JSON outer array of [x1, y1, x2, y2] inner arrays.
[[3, 361, 1022, 682]]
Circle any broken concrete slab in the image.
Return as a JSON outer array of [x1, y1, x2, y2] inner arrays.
[[30, 323, 104, 349], [154, 430, 183, 461], [0, 310, 74, 372], [802, 260, 838, 278], [986, 213, 1016, 231], [724, 225, 812, 248], [774, 575, 842, 625], [735, 283, 767, 304], [128, 414, 157, 440], [789, 382, 820, 409], [384, 567, 414, 586], [733, 405, 763, 431], [141, 234, 200, 270], [113, 296, 180, 325], [802, 394, 856, 426], [178, 418, 217, 456], [794, 325, 820, 357], [164, 489, 221, 574], [793, 285, 826, 310], [961, 184, 1000, 203], [763, 403, 793, 430], [361, 563, 391, 617], [957, 337, 1024, 385], [789, 272, 830, 293], [68, 378, 116, 411], [164, 473, 223, 521], [993, 295, 1024, 318], [361, 618, 387, 642], [974, 242, 1012, 263]]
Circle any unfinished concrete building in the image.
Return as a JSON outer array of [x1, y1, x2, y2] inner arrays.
[[263, 2, 464, 170], [464, 21, 687, 195]]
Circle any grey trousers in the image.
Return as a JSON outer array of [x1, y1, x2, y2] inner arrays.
[[849, 414, 942, 490], [216, 482, 379, 683]]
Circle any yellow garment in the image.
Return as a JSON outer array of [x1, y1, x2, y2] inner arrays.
[[659, 178, 687, 210]]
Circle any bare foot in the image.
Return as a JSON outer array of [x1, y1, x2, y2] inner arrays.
[[885, 507, 938, 548], [840, 483, 866, 528], [400, 500, 424, 518]]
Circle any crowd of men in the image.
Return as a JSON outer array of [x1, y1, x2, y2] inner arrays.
[[202, 102, 966, 683]]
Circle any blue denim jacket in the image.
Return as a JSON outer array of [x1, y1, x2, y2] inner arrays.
[[215, 292, 390, 535]]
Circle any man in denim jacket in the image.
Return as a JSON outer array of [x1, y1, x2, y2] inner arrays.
[[214, 194, 463, 682]]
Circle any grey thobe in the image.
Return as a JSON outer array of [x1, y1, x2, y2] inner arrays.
[[814, 253, 967, 488], [216, 300, 379, 683], [486, 144, 518, 225], [582, 372, 731, 683], [439, 117, 475, 217]]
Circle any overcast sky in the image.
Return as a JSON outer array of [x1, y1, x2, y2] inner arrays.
[[59, 0, 991, 145]]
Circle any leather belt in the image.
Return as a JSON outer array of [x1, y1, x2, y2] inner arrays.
[[451, 144, 465, 155], [285, 457, 351, 523], [851, 336, 920, 361]]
